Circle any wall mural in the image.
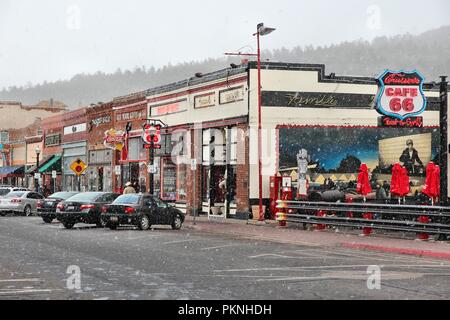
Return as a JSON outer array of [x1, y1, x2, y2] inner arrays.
[[278, 127, 440, 195]]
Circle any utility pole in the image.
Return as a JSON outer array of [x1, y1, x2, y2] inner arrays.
[[440, 76, 448, 206]]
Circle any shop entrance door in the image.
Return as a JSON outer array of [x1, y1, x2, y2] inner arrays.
[[205, 165, 226, 219], [98, 167, 104, 191]]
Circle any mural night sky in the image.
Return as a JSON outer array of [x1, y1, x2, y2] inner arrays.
[[279, 127, 439, 171]]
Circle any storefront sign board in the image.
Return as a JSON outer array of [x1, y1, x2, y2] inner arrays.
[[378, 116, 423, 128], [103, 129, 126, 151], [376, 70, 426, 120]]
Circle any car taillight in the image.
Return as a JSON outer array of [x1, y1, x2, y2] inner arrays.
[[57, 202, 64, 210], [11, 198, 22, 203], [125, 207, 135, 214], [101, 206, 108, 213], [80, 204, 95, 211], [36, 200, 42, 208]]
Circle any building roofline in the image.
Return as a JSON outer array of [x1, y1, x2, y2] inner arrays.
[[145, 65, 248, 97]]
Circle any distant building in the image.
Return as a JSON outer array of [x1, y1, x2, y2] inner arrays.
[[0, 99, 67, 130], [0, 99, 67, 186]]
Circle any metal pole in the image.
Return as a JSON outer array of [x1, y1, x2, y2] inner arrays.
[[193, 158, 197, 225], [440, 76, 448, 206], [35, 153, 40, 192], [257, 29, 264, 221], [149, 135, 154, 195]]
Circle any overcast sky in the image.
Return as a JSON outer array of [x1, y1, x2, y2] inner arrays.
[[0, 0, 449, 89]]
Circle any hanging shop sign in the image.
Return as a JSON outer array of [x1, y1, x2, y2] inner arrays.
[[0, 143, 10, 153], [378, 116, 423, 128], [142, 124, 161, 147], [103, 129, 126, 151], [376, 70, 426, 120]]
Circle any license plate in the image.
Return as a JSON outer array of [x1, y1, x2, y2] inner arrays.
[[67, 206, 75, 210], [110, 216, 118, 222], [47, 202, 54, 206]]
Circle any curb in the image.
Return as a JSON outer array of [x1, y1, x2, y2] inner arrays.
[[341, 242, 450, 260]]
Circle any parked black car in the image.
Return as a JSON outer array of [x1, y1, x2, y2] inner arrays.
[[56, 192, 120, 229], [102, 193, 184, 230], [37, 191, 79, 223]]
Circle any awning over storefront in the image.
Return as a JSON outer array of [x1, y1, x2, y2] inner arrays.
[[0, 165, 24, 178], [25, 155, 62, 174], [39, 155, 61, 173]]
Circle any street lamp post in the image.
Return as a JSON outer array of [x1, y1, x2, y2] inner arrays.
[[35, 146, 41, 193], [225, 22, 276, 221], [254, 23, 276, 221]]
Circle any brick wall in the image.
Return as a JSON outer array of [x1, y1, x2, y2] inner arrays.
[[235, 123, 250, 215], [42, 113, 63, 157], [186, 128, 202, 215], [61, 107, 88, 144], [86, 102, 114, 150]]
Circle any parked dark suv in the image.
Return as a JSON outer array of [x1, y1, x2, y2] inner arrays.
[[102, 193, 184, 230], [56, 192, 120, 229]]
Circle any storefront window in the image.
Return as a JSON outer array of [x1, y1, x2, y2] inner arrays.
[[153, 156, 161, 198], [202, 166, 209, 203], [128, 137, 146, 161], [162, 157, 176, 201], [176, 164, 187, 202]]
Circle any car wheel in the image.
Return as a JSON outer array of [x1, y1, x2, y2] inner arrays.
[[24, 205, 32, 217], [171, 214, 183, 230], [62, 221, 75, 229], [42, 217, 53, 224], [0, 212, 6, 217], [108, 223, 118, 230], [137, 215, 150, 231], [97, 218, 107, 228]]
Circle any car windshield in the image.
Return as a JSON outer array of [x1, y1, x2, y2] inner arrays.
[[65, 192, 103, 202], [48, 192, 78, 200], [113, 194, 141, 205], [0, 188, 11, 196], [5, 192, 25, 198]]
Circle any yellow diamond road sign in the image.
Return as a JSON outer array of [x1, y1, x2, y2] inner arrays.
[[70, 158, 87, 176]]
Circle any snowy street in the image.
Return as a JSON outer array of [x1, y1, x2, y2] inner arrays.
[[1, 216, 450, 300]]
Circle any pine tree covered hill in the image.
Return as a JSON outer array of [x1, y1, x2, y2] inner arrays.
[[1, 26, 449, 109]]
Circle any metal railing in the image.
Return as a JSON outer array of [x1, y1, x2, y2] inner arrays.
[[275, 200, 450, 236]]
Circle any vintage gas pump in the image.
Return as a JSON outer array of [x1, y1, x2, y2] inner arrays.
[[281, 176, 293, 200], [269, 175, 282, 219]]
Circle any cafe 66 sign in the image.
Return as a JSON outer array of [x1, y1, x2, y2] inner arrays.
[[376, 70, 427, 121]]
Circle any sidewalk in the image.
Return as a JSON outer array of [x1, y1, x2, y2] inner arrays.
[[184, 215, 450, 260]]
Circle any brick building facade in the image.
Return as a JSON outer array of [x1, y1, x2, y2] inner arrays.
[[86, 102, 114, 191]]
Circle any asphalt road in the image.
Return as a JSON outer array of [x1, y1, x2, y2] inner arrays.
[[1, 216, 450, 300]]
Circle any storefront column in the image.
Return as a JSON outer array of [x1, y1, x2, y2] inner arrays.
[[235, 123, 250, 218], [186, 128, 202, 216]]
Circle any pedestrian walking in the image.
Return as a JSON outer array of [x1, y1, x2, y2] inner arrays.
[[123, 181, 136, 194]]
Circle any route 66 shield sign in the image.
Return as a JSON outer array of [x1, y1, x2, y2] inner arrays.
[[376, 70, 427, 120]]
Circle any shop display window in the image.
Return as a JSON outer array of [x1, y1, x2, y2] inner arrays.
[[162, 157, 176, 201], [176, 164, 187, 202]]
